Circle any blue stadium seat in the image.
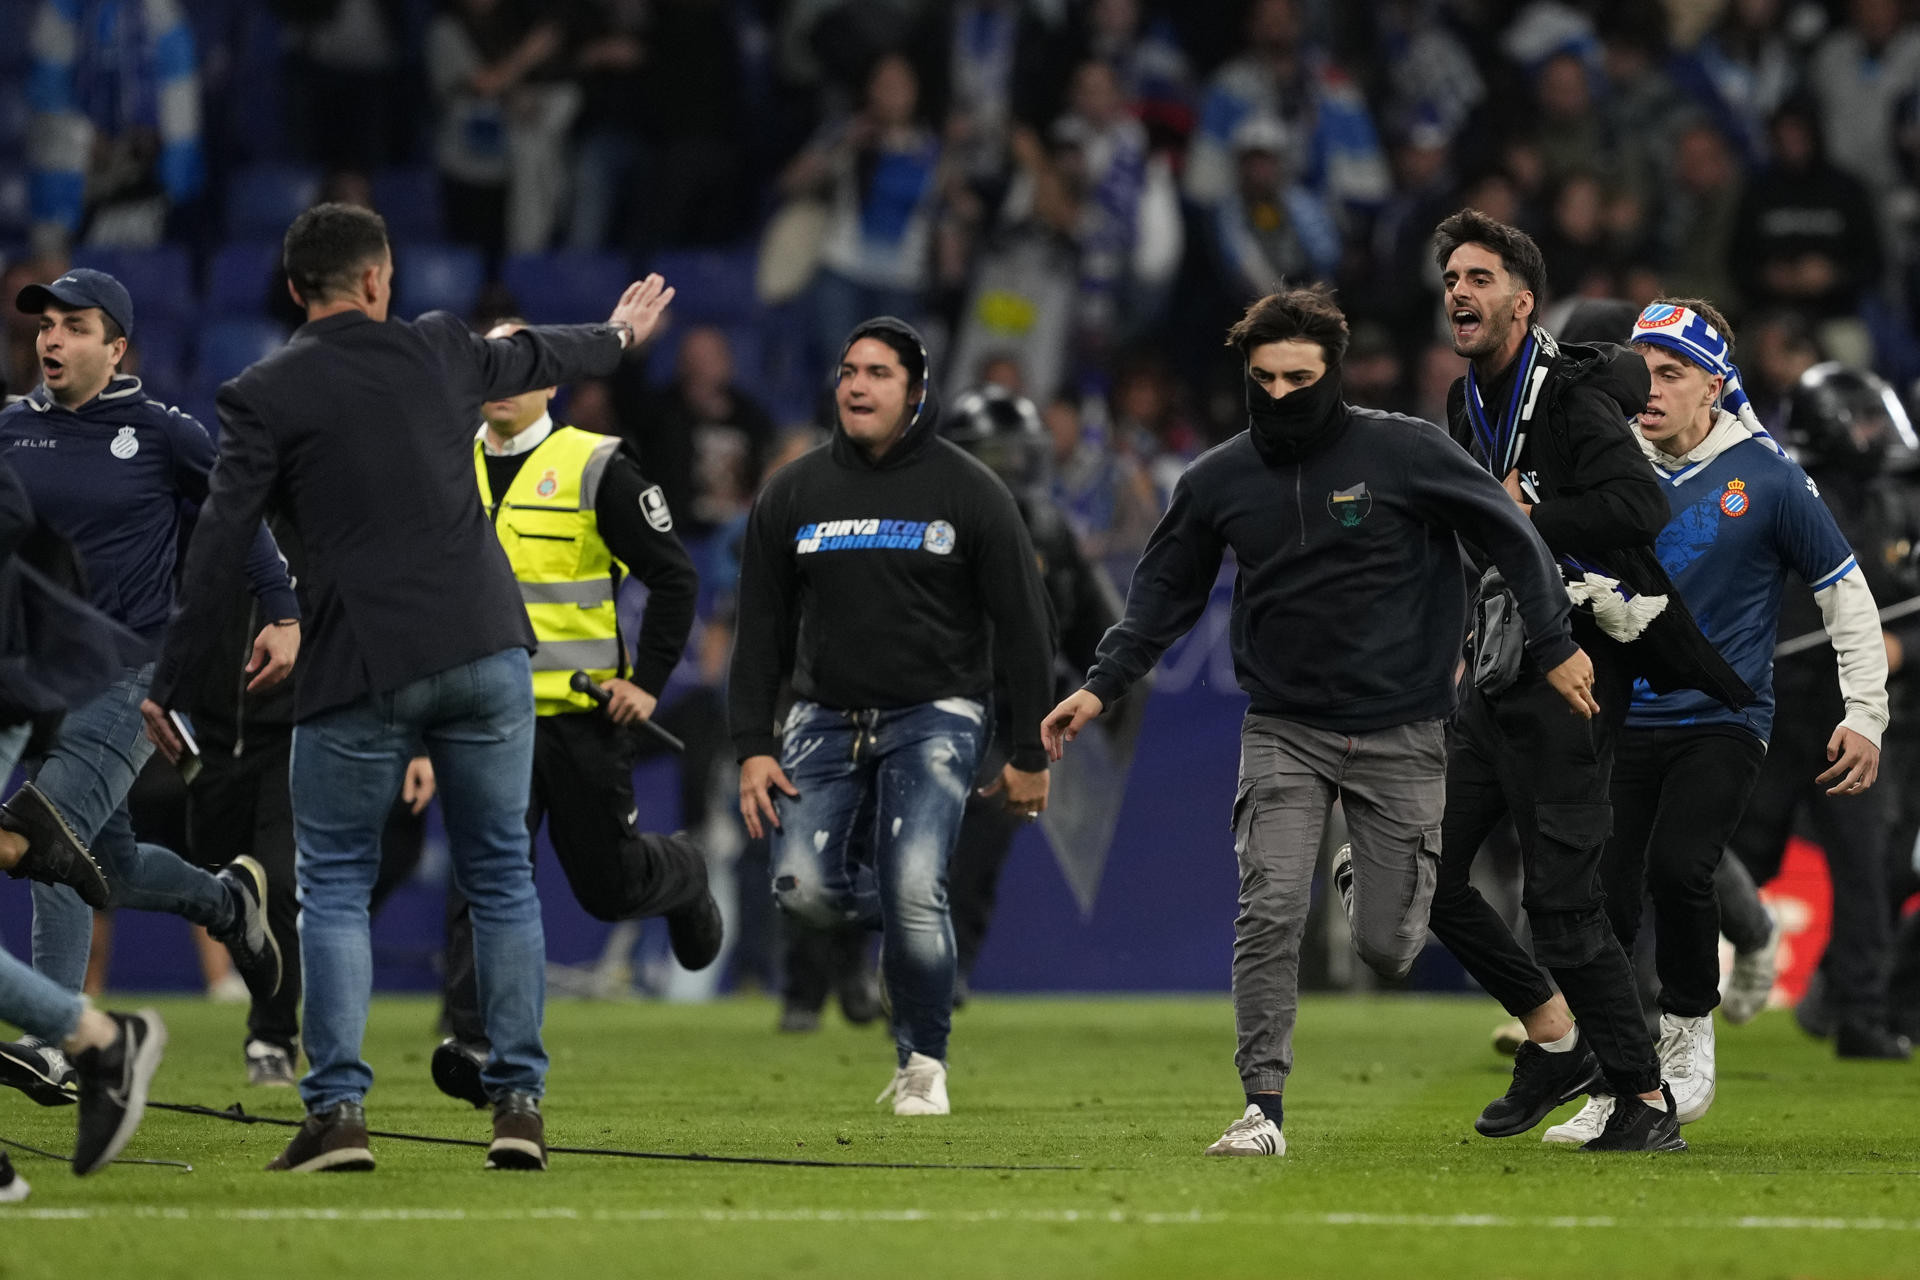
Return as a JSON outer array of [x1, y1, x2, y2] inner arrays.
[[224, 163, 321, 240], [501, 251, 630, 325], [371, 166, 444, 243], [644, 247, 761, 325], [70, 245, 196, 330], [393, 242, 485, 319], [197, 318, 288, 389], [206, 240, 285, 316]]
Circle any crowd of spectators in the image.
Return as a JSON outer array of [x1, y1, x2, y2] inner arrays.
[[7, 0, 1920, 572]]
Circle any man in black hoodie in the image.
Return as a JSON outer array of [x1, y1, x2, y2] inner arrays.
[[730, 317, 1054, 1117], [1426, 210, 1751, 1154], [1042, 286, 1592, 1158]]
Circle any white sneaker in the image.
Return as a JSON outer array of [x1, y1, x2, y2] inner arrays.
[[1657, 1012, 1716, 1124], [208, 971, 250, 1004], [1721, 919, 1779, 1024], [1491, 1018, 1526, 1056], [876, 1052, 948, 1116], [1542, 1093, 1614, 1145], [1204, 1104, 1285, 1156]]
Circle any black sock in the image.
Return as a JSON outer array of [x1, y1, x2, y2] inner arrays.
[[1246, 1093, 1284, 1127]]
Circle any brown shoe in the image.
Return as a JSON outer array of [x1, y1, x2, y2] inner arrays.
[[266, 1101, 375, 1172], [485, 1093, 546, 1171]]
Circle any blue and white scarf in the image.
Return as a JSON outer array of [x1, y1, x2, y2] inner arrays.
[[1463, 324, 1555, 477]]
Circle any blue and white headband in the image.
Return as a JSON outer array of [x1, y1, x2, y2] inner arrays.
[[1632, 302, 1755, 423]]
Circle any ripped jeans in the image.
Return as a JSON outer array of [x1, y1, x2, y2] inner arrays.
[[770, 697, 985, 1065]]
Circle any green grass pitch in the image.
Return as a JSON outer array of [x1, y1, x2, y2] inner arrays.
[[0, 992, 1914, 1278]]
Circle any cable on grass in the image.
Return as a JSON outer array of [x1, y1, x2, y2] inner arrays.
[[145, 1100, 1082, 1171], [0, 1133, 193, 1170]]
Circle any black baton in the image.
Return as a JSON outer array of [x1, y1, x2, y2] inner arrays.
[[569, 671, 686, 753]]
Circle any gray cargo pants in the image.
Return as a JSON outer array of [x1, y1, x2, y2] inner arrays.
[[1232, 712, 1448, 1093]]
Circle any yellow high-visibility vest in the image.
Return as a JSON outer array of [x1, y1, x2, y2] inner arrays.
[[475, 425, 627, 715]]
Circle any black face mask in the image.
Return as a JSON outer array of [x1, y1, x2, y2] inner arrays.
[[1246, 367, 1346, 466]]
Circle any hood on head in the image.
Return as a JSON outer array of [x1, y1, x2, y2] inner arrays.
[[829, 316, 942, 469], [1558, 340, 1650, 419]]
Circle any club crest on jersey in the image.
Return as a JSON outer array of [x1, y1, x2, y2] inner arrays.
[[639, 485, 672, 532], [923, 520, 956, 555], [109, 426, 139, 460], [535, 468, 558, 498], [1327, 481, 1372, 527], [1719, 478, 1749, 518]]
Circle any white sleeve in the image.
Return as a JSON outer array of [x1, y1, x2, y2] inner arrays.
[[1815, 569, 1890, 746]]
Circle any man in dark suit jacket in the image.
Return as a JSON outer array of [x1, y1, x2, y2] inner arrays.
[[139, 202, 675, 1174]]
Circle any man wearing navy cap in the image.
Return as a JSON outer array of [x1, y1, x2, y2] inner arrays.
[[0, 267, 291, 1105]]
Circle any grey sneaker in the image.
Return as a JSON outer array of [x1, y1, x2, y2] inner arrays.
[[214, 856, 282, 998], [245, 1040, 298, 1087], [1721, 915, 1779, 1025], [0, 1035, 77, 1106]]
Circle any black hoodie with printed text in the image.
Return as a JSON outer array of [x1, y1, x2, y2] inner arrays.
[[728, 318, 1056, 770]]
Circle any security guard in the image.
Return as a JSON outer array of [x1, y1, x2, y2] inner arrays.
[[1730, 363, 1920, 1060], [431, 319, 722, 1106]]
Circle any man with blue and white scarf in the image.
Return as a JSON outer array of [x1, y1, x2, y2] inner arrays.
[[1425, 211, 1753, 1154], [1542, 298, 1891, 1146]]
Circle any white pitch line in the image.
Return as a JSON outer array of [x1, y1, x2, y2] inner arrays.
[[4, 1207, 1920, 1230]]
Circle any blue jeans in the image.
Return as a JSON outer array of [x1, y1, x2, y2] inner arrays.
[[0, 722, 85, 1042], [291, 648, 545, 1112], [770, 698, 985, 1065], [29, 662, 235, 992]]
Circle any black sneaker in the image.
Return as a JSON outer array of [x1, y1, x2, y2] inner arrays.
[[1, 782, 110, 910], [485, 1092, 547, 1171], [265, 1101, 375, 1172], [0, 1035, 78, 1106], [1835, 1020, 1913, 1060], [214, 856, 283, 998], [1474, 1040, 1605, 1137], [1580, 1082, 1688, 1152], [663, 834, 724, 971], [431, 1037, 490, 1108], [837, 947, 882, 1027], [777, 1004, 822, 1033], [70, 1010, 167, 1175]]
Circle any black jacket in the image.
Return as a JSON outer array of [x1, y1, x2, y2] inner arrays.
[[151, 310, 627, 719], [728, 317, 1056, 771], [1085, 375, 1578, 734], [1446, 337, 1754, 708]]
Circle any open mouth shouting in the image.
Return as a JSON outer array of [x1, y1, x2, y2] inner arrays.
[[41, 355, 65, 383], [1450, 305, 1483, 348]]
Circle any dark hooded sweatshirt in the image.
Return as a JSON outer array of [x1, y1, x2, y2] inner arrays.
[[1083, 369, 1578, 732], [1444, 336, 1752, 707], [728, 318, 1056, 771]]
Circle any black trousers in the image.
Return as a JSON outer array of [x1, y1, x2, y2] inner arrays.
[[1603, 727, 1766, 1018], [1728, 702, 1893, 1024], [187, 728, 426, 1053], [444, 710, 706, 1045], [948, 792, 1024, 981], [1429, 639, 1662, 1097]]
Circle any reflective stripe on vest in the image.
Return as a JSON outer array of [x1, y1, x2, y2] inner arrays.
[[475, 426, 626, 715]]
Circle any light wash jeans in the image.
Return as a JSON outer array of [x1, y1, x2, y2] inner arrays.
[[0, 722, 87, 1041], [291, 648, 544, 1112], [770, 697, 985, 1066], [29, 662, 235, 992]]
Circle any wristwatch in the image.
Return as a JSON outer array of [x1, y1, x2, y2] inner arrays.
[[610, 321, 635, 350]]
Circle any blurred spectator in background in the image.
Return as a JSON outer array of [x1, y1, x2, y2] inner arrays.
[[1045, 391, 1159, 561], [1208, 114, 1339, 305], [1652, 120, 1743, 309], [912, 0, 1065, 204], [564, 0, 649, 252], [1107, 353, 1200, 496], [1001, 59, 1182, 365], [277, 0, 411, 172], [619, 325, 776, 539], [1375, 0, 1486, 147], [1341, 321, 1405, 412], [629, 0, 750, 253], [1742, 310, 1825, 430], [1808, 0, 1920, 200], [1535, 171, 1614, 303], [1673, 0, 1803, 166], [1732, 98, 1882, 365], [1185, 0, 1389, 213], [1065, 0, 1194, 152], [1352, 115, 1457, 350], [781, 52, 946, 372], [426, 0, 575, 258], [28, 0, 205, 256]]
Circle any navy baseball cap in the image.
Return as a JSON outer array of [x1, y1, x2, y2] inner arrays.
[[16, 268, 135, 340]]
